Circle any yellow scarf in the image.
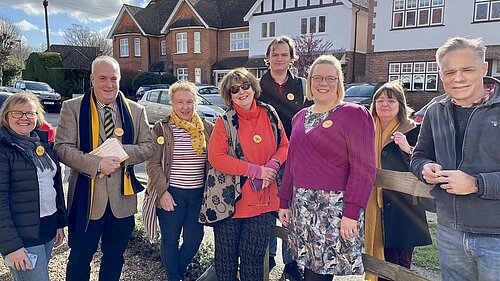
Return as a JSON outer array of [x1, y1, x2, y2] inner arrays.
[[365, 117, 400, 281], [169, 111, 206, 155]]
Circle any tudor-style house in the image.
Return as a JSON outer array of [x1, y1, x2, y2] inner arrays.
[[107, 0, 256, 90], [244, 0, 370, 83], [367, 0, 500, 108]]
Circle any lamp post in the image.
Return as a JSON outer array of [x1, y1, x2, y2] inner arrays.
[[43, 0, 50, 51]]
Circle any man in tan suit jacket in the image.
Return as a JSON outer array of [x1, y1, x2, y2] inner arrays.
[[54, 56, 154, 281]]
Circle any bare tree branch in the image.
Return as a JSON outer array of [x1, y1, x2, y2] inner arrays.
[[294, 34, 334, 77], [63, 24, 112, 56], [0, 15, 21, 86]]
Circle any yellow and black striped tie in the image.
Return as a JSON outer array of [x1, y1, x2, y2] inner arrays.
[[104, 106, 114, 138]]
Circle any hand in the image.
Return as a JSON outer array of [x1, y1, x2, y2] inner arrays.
[[98, 156, 121, 175], [262, 179, 272, 188], [392, 131, 411, 154], [437, 170, 478, 195], [159, 191, 177, 211], [340, 216, 359, 240], [278, 209, 290, 227], [6, 248, 32, 271], [54, 228, 65, 247], [260, 167, 277, 182], [422, 163, 445, 184]]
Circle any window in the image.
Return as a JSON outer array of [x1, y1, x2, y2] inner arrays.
[[160, 40, 167, 56], [195, 68, 202, 84], [146, 90, 160, 103], [230, 32, 249, 51], [159, 90, 170, 105], [392, 0, 444, 29], [493, 60, 500, 76], [474, 0, 500, 22], [300, 16, 326, 34], [261, 22, 276, 38], [119, 38, 129, 57], [134, 38, 141, 57], [177, 68, 188, 80], [194, 32, 200, 53], [176, 32, 187, 54], [388, 61, 439, 91]]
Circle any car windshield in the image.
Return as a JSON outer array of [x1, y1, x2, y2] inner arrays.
[[198, 95, 211, 105], [25, 82, 52, 91], [345, 85, 376, 97]]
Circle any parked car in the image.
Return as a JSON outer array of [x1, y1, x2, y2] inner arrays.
[[0, 86, 21, 93], [343, 82, 384, 108], [196, 84, 226, 109], [413, 76, 497, 123], [13, 80, 62, 112], [135, 84, 171, 99], [0, 91, 56, 142], [138, 88, 225, 124]]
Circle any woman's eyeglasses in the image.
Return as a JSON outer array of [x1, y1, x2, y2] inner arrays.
[[374, 99, 398, 105], [229, 81, 251, 94], [311, 76, 338, 84], [9, 111, 38, 119]]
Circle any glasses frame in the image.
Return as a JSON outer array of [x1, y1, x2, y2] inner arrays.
[[311, 75, 338, 84], [374, 99, 398, 105], [8, 111, 38, 120], [229, 81, 252, 95]]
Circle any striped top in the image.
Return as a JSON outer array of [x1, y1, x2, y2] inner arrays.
[[169, 124, 207, 189]]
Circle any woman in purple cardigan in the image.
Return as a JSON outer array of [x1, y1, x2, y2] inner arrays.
[[278, 55, 376, 281]]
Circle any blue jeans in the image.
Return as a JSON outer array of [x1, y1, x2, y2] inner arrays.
[[8, 238, 54, 281], [157, 187, 204, 281], [437, 224, 500, 281]]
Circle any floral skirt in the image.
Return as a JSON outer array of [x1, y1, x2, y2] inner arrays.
[[288, 187, 365, 276]]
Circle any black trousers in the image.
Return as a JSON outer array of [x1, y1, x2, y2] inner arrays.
[[66, 204, 135, 281], [213, 212, 274, 281]]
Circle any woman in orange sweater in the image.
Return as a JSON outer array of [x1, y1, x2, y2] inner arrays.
[[199, 67, 289, 281]]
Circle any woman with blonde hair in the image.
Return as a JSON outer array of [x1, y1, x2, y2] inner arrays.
[[146, 81, 214, 281], [278, 55, 376, 281]]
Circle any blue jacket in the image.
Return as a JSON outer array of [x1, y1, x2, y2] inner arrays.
[[411, 77, 500, 234]]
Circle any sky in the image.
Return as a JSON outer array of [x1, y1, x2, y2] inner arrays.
[[0, 0, 149, 49]]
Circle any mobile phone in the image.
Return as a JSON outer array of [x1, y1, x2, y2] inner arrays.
[[3, 253, 38, 269], [251, 178, 263, 192]]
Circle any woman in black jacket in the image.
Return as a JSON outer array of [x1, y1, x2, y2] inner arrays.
[[367, 81, 431, 280], [0, 92, 67, 281]]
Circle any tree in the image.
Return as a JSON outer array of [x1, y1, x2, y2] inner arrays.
[[63, 24, 112, 56], [293, 34, 334, 77], [0, 15, 20, 86]]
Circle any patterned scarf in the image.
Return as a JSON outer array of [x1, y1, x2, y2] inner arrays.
[[169, 111, 206, 155], [7, 128, 55, 172], [71, 89, 144, 234]]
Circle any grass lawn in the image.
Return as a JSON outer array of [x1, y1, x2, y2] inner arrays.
[[413, 220, 440, 271]]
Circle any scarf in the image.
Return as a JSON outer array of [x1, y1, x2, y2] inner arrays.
[[365, 117, 399, 281], [7, 128, 55, 172], [71, 89, 144, 234], [169, 111, 206, 155]]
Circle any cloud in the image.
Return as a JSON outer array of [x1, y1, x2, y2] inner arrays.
[[3, 0, 135, 23], [139, 0, 149, 7], [16, 19, 40, 31], [40, 28, 65, 37]]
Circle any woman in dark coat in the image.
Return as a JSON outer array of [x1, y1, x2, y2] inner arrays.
[[0, 92, 67, 281], [368, 81, 431, 279]]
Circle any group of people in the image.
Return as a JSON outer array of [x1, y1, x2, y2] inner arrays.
[[0, 34, 499, 281]]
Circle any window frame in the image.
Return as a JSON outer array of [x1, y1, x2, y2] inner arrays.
[[387, 61, 439, 91], [176, 32, 188, 54], [194, 32, 201, 53], [160, 40, 167, 56], [195, 68, 202, 84], [119, 38, 129, 57], [260, 21, 276, 38], [391, 0, 444, 29], [299, 15, 326, 34], [177, 68, 188, 81], [474, 0, 500, 22], [134, 38, 141, 57], [229, 32, 249, 51]]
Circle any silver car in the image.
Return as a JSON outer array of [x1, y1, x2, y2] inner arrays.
[[138, 88, 225, 124], [196, 84, 227, 109]]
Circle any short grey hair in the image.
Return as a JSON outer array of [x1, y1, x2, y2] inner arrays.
[[436, 37, 486, 67], [91, 56, 121, 77]]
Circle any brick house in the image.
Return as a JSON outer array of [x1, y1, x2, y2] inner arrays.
[[243, 0, 370, 83], [107, 0, 256, 91], [366, 0, 500, 109]]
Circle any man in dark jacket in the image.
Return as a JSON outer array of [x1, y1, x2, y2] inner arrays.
[[411, 37, 500, 281], [259, 35, 307, 280]]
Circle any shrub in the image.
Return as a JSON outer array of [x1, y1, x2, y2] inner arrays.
[[132, 72, 162, 92]]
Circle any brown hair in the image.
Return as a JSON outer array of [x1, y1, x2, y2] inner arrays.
[[219, 68, 261, 108], [370, 80, 413, 123], [0, 91, 45, 129], [264, 35, 299, 66], [306, 55, 345, 103]]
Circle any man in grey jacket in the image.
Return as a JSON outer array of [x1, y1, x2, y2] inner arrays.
[[411, 37, 500, 281]]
